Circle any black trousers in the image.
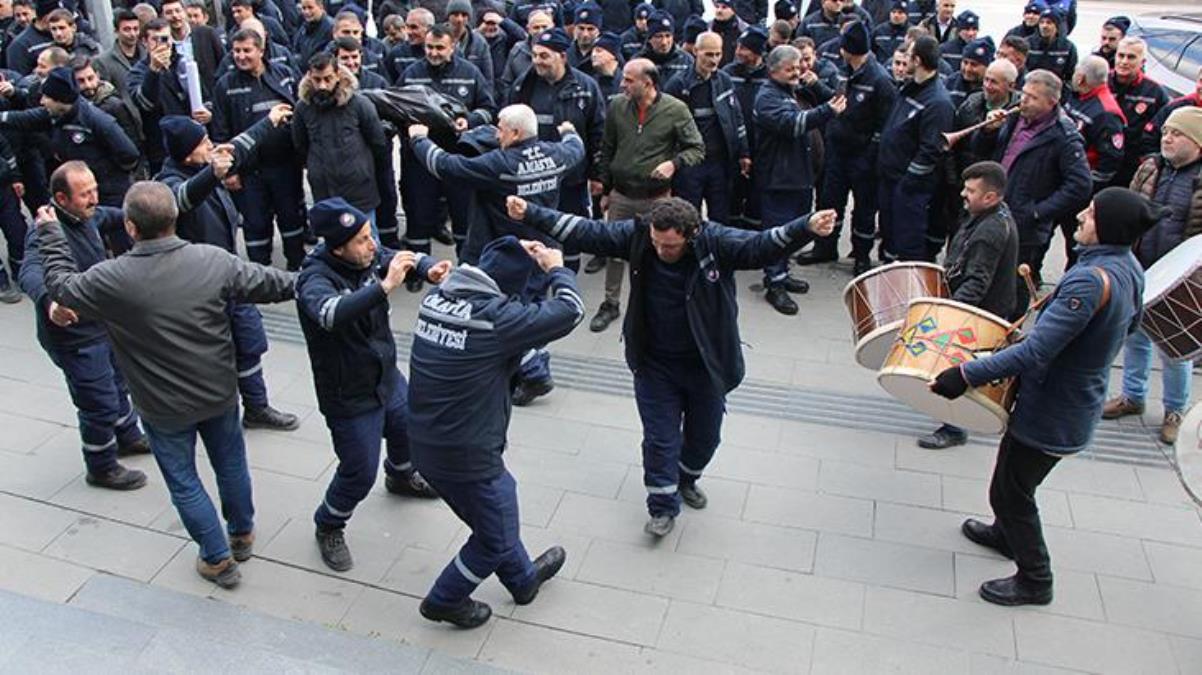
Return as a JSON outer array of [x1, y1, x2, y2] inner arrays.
[[988, 432, 1061, 586]]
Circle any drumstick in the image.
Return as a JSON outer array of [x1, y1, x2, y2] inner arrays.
[[1017, 264, 1039, 309]]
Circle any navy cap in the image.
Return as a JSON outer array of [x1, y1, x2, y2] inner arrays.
[[890, 0, 908, 11], [159, 115, 207, 163], [1103, 16, 1131, 34], [737, 25, 768, 55], [574, 2, 602, 28], [683, 15, 707, 43], [1023, 0, 1046, 14], [478, 235, 534, 296], [840, 21, 870, 56], [1039, 6, 1062, 22], [961, 37, 994, 65], [310, 197, 369, 249], [633, 2, 654, 20], [956, 10, 978, 30], [40, 66, 79, 104], [774, 0, 796, 21], [536, 26, 572, 52], [595, 30, 623, 57], [649, 10, 673, 36]]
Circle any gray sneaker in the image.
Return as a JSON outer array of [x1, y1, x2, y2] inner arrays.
[[0, 284, 21, 304], [644, 515, 675, 537]]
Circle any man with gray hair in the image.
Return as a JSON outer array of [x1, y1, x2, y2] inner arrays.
[[32, 180, 296, 590], [953, 59, 1019, 177], [970, 68, 1091, 313], [384, 7, 433, 81], [408, 105, 585, 405]]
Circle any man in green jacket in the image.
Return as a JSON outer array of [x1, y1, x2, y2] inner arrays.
[[588, 57, 704, 333]]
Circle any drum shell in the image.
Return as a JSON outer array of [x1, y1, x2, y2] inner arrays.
[[843, 262, 948, 370], [878, 298, 1018, 434], [1142, 267, 1202, 362]]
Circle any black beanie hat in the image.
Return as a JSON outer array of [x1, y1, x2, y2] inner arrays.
[[1093, 187, 1169, 246]]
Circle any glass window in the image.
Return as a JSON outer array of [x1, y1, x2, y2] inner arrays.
[[1178, 37, 1202, 80], [1145, 30, 1192, 66]]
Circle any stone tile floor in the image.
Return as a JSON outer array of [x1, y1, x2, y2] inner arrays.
[[0, 255, 1200, 674]]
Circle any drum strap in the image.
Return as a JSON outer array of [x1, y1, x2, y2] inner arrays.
[[1091, 267, 1112, 316]]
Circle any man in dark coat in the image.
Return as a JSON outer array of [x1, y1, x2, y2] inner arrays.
[[409, 236, 582, 629], [918, 161, 1017, 450], [297, 198, 447, 572]]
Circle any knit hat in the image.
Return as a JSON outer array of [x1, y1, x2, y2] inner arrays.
[[1023, 0, 1046, 14], [774, 0, 796, 21], [839, 21, 870, 56], [310, 197, 369, 249], [562, 0, 578, 23], [683, 15, 707, 44], [341, 3, 368, 24], [40, 66, 78, 104], [1164, 106, 1202, 150], [961, 37, 994, 65], [713, 0, 731, 6], [956, 10, 978, 30], [35, 0, 60, 19], [535, 27, 572, 53], [1103, 16, 1131, 35], [649, 10, 673, 36], [159, 115, 208, 163], [737, 25, 768, 55], [1093, 187, 1169, 246], [633, 2, 654, 21], [478, 235, 533, 296], [574, 2, 602, 28], [446, 0, 473, 21], [596, 31, 623, 57], [1039, 6, 1061, 23], [890, 0, 908, 12]]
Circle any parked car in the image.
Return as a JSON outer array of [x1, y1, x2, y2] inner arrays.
[[1128, 13, 1202, 96]]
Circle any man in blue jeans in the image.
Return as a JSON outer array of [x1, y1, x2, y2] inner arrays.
[[34, 179, 296, 589], [295, 198, 449, 572], [1102, 105, 1202, 444]]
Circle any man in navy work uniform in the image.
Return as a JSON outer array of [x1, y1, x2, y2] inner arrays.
[[211, 28, 307, 270], [297, 197, 449, 572], [18, 161, 151, 491], [156, 109, 301, 432], [932, 187, 1158, 607], [408, 235, 583, 629], [507, 195, 836, 536], [409, 105, 585, 407]]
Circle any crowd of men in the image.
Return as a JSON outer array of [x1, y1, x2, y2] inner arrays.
[[2, 0, 1202, 628]]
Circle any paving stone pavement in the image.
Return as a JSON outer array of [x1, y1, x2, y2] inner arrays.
[[1, 240, 1201, 674]]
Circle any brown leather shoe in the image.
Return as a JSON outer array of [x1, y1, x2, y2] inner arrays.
[[229, 531, 255, 562], [196, 556, 241, 588], [1161, 411, 1183, 445], [1102, 396, 1144, 420]]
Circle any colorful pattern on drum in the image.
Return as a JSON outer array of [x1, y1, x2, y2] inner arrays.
[[899, 318, 978, 365]]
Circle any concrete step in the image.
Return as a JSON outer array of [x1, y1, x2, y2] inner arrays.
[[0, 575, 509, 674]]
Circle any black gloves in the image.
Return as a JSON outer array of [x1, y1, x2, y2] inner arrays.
[[931, 366, 969, 400]]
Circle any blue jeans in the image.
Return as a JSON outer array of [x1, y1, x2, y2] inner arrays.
[[423, 469, 536, 607], [1121, 328, 1193, 414], [143, 405, 253, 564], [633, 356, 725, 517], [314, 376, 412, 528]]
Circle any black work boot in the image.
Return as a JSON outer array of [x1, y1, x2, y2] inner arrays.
[[979, 574, 1053, 606], [512, 546, 567, 605], [782, 275, 810, 294], [917, 424, 968, 450], [419, 597, 492, 628], [589, 301, 620, 332], [960, 518, 1014, 559], [242, 405, 300, 431], [583, 256, 607, 274], [512, 378, 554, 407], [315, 525, 353, 572], [794, 241, 838, 265], [117, 437, 152, 457], [680, 482, 708, 510], [86, 464, 147, 491], [765, 287, 798, 315], [385, 469, 439, 498]]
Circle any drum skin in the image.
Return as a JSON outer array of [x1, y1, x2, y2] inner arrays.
[[878, 298, 1018, 434], [1141, 236, 1202, 362], [843, 262, 949, 370], [1173, 404, 1202, 501]]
